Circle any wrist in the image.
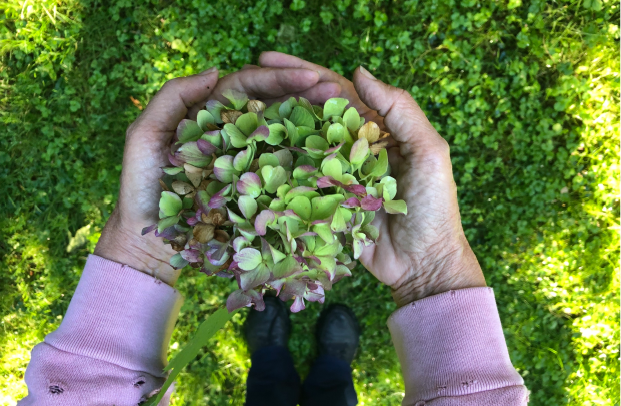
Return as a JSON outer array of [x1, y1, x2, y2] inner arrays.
[[390, 239, 486, 307], [94, 211, 180, 287]]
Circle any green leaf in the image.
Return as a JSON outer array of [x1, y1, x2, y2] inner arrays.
[[160, 191, 183, 216], [383, 199, 408, 214], [143, 309, 238, 406], [343, 107, 361, 133], [287, 195, 312, 220], [266, 123, 287, 145], [289, 106, 315, 128], [323, 98, 349, 118]]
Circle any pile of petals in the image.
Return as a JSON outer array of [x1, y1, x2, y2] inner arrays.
[[143, 90, 407, 312]]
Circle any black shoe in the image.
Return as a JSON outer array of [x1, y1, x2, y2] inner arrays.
[[316, 304, 360, 364], [244, 296, 291, 355]]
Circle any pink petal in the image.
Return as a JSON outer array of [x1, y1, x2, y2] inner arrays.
[[360, 195, 384, 211], [316, 176, 343, 188], [254, 210, 275, 236], [226, 290, 252, 312], [290, 296, 305, 313], [341, 197, 361, 208], [343, 184, 367, 196], [197, 139, 217, 155]]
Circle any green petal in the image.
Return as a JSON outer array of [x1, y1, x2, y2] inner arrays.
[[289, 106, 315, 128], [222, 89, 249, 110], [321, 155, 342, 181], [323, 98, 349, 118], [224, 123, 248, 148], [327, 123, 345, 144], [349, 138, 369, 165], [177, 119, 203, 143], [261, 165, 288, 194], [264, 102, 282, 120], [160, 191, 183, 217], [383, 199, 408, 214], [311, 194, 344, 221], [259, 153, 280, 169], [287, 196, 312, 220], [379, 176, 397, 200], [266, 123, 287, 145], [343, 107, 361, 133], [238, 195, 258, 219], [234, 248, 263, 271], [235, 112, 259, 136], [197, 110, 215, 131], [330, 207, 347, 232]]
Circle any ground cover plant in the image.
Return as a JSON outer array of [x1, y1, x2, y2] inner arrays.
[[0, 0, 618, 405]]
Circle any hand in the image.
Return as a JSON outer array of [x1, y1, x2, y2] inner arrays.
[[94, 66, 342, 286], [259, 52, 486, 306]]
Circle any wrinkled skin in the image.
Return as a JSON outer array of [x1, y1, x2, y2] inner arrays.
[[96, 52, 486, 306], [258, 52, 486, 306]]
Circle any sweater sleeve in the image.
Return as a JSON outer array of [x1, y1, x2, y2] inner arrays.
[[18, 255, 184, 406], [387, 287, 529, 406]]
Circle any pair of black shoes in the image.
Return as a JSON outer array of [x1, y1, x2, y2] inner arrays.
[[244, 297, 360, 364]]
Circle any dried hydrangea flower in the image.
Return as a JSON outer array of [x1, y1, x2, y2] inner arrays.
[[143, 93, 407, 313]]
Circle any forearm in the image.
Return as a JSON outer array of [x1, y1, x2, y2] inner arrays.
[[19, 255, 183, 405], [388, 287, 529, 405]]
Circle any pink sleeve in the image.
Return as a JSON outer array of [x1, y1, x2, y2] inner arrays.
[[387, 287, 529, 406], [18, 255, 183, 406]]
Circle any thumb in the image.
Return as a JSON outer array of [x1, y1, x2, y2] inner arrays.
[[352, 67, 446, 157], [133, 67, 219, 134]]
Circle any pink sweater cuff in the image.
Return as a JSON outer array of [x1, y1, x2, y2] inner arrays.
[[45, 254, 184, 377], [387, 287, 524, 405]]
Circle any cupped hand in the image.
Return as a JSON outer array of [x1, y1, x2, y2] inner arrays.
[[259, 52, 486, 306], [94, 66, 342, 286]]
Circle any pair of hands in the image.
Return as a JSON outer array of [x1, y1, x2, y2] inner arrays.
[[94, 52, 485, 307]]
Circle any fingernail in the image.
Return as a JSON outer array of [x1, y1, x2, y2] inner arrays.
[[359, 66, 376, 80], [199, 66, 218, 75]]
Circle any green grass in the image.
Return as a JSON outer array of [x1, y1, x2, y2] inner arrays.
[[1, 0, 618, 405]]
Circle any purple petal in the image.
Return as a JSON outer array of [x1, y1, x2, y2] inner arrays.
[[141, 224, 157, 235], [316, 176, 343, 188], [360, 195, 384, 211], [226, 290, 252, 312], [237, 172, 261, 195], [195, 190, 211, 213], [341, 197, 361, 208], [324, 142, 345, 154], [290, 296, 305, 313], [197, 139, 217, 155], [254, 210, 275, 236], [155, 226, 178, 240], [208, 185, 232, 208], [343, 184, 367, 196], [247, 289, 266, 311], [287, 146, 307, 154], [213, 155, 235, 183], [180, 249, 202, 263], [298, 231, 318, 237], [187, 217, 199, 226], [249, 125, 269, 139], [168, 152, 184, 167]]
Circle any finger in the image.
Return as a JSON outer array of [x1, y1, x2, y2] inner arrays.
[[261, 82, 342, 106], [134, 68, 219, 134], [211, 67, 320, 104], [242, 64, 260, 70], [259, 52, 379, 119], [353, 66, 445, 155]]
